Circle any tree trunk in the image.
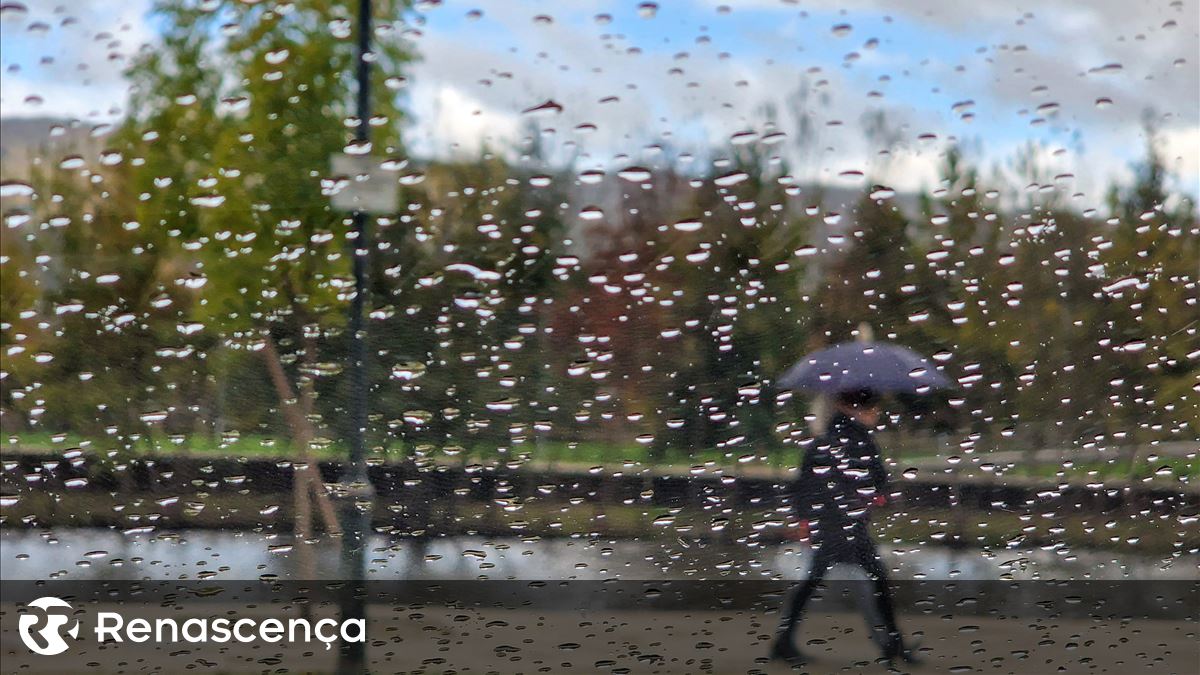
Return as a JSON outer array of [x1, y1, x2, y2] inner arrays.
[[260, 335, 342, 547]]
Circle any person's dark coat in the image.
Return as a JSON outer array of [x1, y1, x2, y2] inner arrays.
[[791, 412, 889, 542], [776, 411, 910, 662]]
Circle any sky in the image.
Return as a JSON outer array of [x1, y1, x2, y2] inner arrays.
[[1, 0, 1197, 205]]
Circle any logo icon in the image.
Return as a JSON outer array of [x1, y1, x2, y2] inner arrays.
[[18, 596, 80, 656]]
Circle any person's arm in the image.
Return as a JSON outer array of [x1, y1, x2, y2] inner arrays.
[[784, 442, 824, 540]]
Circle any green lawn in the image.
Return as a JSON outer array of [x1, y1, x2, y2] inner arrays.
[[2, 431, 790, 465], [3, 432, 1195, 483], [4, 430, 319, 459]]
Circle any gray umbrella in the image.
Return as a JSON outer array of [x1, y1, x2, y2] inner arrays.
[[778, 341, 952, 394]]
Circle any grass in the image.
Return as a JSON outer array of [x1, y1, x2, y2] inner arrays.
[[2, 431, 794, 466], [4, 430, 331, 460], [3, 431, 1196, 483]]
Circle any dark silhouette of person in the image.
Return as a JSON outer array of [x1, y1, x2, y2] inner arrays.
[[771, 388, 918, 666]]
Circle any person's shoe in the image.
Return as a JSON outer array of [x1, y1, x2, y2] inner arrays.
[[882, 634, 923, 669], [899, 647, 923, 665], [886, 647, 923, 666], [882, 632, 902, 658], [769, 635, 808, 664]]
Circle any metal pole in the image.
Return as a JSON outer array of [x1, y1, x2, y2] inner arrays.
[[339, 0, 374, 671]]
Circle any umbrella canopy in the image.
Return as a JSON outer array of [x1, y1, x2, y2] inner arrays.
[[778, 341, 952, 394]]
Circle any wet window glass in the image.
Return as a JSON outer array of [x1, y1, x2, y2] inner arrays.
[[1, 0, 1196, 672]]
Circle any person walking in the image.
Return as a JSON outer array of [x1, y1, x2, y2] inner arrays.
[[770, 388, 919, 666]]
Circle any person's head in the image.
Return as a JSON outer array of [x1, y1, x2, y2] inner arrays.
[[835, 388, 882, 427]]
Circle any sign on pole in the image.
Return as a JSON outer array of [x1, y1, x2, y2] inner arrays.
[[328, 154, 398, 214]]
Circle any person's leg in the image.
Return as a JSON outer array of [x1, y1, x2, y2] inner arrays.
[[774, 542, 833, 656], [852, 527, 903, 658]]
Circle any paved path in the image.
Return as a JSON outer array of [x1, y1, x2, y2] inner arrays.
[[4, 605, 1195, 673]]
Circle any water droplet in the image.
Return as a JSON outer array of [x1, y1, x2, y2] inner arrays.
[[521, 99, 563, 116], [714, 171, 748, 187], [617, 166, 652, 182], [189, 194, 226, 208], [578, 206, 604, 221], [579, 169, 605, 185], [869, 185, 896, 200], [0, 180, 35, 198], [391, 362, 427, 381]]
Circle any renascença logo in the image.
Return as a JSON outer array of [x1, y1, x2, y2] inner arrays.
[[18, 597, 80, 656], [17, 596, 365, 654]]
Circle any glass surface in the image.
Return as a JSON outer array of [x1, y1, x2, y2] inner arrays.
[[1, 1, 1196, 671]]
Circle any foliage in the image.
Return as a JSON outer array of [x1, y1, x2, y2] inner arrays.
[[2, 3, 1197, 468]]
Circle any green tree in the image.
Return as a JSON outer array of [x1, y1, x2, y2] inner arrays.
[[118, 0, 415, 533], [1103, 134, 1199, 443]]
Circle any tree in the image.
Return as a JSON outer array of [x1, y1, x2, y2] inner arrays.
[[1103, 133, 1199, 442], [118, 0, 415, 540]]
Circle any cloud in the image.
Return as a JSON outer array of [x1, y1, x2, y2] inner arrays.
[[1158, 126, 1200, 193], [0, 0, 153, 119], [1, 0, 1195, 206], [405, 81, 522, 158]]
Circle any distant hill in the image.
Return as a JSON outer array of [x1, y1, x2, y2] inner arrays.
[[1, 116, 108, 178]]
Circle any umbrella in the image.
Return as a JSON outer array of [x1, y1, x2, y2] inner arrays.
[[778, 341, 952, 394]]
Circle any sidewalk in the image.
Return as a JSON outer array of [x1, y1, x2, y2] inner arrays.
[[3, 604, 1195, 673]]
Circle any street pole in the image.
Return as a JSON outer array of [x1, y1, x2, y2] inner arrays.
[[339, 0, 374, 671]]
